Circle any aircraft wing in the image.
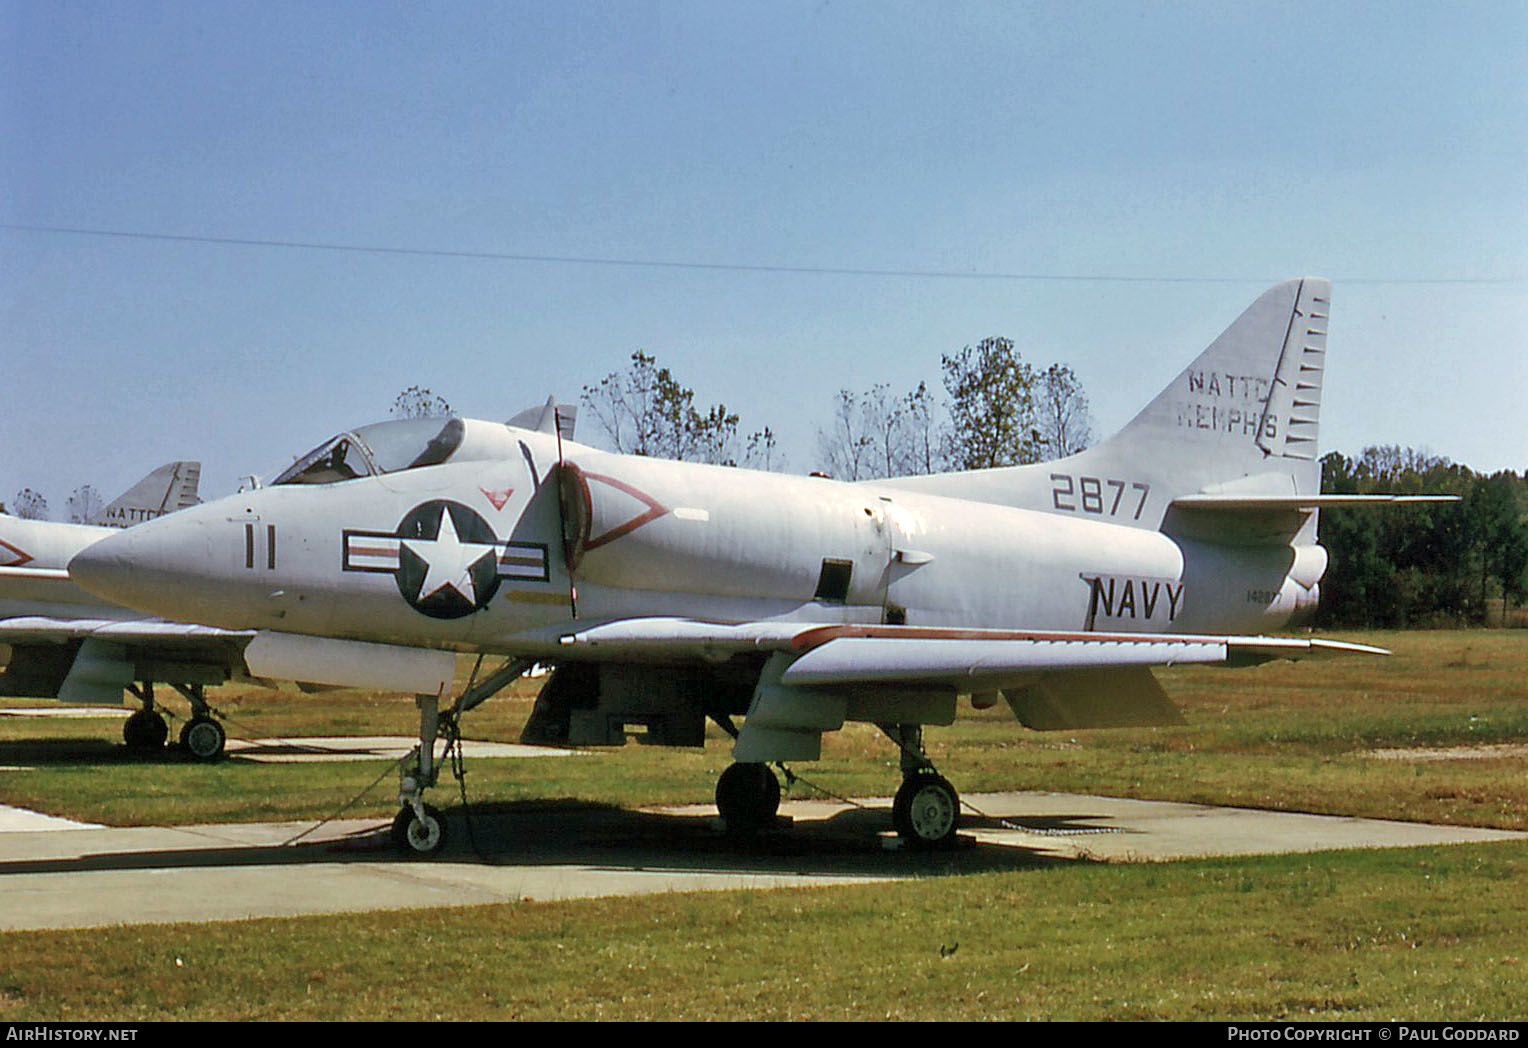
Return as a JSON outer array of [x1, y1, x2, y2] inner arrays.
[[558, 618, 1386, 735], [0, 616, 253, 643], [0, 616, 255, 704], [775, 628, 1384, 685], [0, 618, 460, 702]]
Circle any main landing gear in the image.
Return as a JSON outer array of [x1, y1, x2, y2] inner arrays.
[[888, 724, 961, 849], [712, 723, 962, 849], [393, 657, 533, 857]]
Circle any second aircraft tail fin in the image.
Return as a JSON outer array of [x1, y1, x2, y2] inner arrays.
[[91, 461, 201, 528]]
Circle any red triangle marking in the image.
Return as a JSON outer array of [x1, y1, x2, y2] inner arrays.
[[480, 487, 514, 511], [0, 538, 34, 568]]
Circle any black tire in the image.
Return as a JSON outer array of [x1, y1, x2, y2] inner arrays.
[[391, 804, 448, 856], [715, 762, 781, 833], [179, 717, 226, 761], [123, 710, 168, 751], [892, 770, 960, 848]]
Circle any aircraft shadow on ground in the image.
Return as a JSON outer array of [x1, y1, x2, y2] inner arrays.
[[0, 798, 1115, 882], [0, 735, 224, 766], [0, 735, 407, 766]]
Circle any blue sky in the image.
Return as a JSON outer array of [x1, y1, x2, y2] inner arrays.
[[3, 1, 1524, 513]]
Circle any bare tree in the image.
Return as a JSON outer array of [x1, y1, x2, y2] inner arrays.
[[816, 382, 943, 480], [582, 351, 749, 466], [743, 426, 783, 472], [12, 488, 48, 520], [1035, 363, 1094, 460], [67, 484, 103, 524], [816, 388, 877, 481], [392, 386, 453, 419], [899, 381, 940, 475]]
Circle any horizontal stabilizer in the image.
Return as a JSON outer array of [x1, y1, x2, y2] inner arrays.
[[1165, 493, 1460, 545]]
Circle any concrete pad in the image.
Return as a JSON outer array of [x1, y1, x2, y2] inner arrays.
[[225, 735, 577, 763], [0, 803, 103, 832], [0, 790, 1522, 932], [945, 791, 1527, 862]]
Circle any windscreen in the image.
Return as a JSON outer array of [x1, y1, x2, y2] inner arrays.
[[272, 418, 465, 485]]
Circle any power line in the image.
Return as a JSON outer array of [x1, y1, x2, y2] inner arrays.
[[2, 222, 1521, 286]]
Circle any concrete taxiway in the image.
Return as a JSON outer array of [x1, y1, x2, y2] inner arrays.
[[2, 789, 1523, 932]]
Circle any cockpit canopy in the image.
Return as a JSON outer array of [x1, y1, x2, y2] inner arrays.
[[273, 418, 468, 486]]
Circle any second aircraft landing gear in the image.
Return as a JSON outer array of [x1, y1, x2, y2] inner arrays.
[[122, 707, 168, 752], [715, 762, 781, 833], [892, 769, 960, 847], [122, 682, 228, 761], [172, 683, 226, 761], [179, 716, 227, 761]]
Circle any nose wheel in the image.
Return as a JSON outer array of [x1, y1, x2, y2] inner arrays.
[[389, 658, 535, 857], [391, 803, 448, 857]]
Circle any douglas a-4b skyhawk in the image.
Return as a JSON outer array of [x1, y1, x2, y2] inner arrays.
[[69, 279, 1445, 854]]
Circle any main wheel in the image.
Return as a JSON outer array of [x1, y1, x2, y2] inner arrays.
[[892, 770, 960, 848], [123, 710, 168, 752], [715, 762, 781, 833], [179, 717, 226, 761], [391, 804, 448, 857]]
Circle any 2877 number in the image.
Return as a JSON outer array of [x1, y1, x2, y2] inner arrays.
[[1050, 474, 1150, 520]]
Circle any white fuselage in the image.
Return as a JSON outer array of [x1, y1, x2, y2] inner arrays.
[[66, 430, 1314, 658]]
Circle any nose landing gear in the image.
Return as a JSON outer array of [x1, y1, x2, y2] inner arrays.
[[392, 657, 534, 857]]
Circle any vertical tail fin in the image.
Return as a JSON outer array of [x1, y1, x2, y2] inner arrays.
[[91, 461, 201, 528], [1105, 277, 1330, 473], [883, 279, 1332, 527]]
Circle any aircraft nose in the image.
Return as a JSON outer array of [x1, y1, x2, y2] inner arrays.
[[69, 511, 213, 618]]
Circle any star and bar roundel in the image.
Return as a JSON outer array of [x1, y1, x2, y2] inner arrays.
[[342, 500, 549, 620]]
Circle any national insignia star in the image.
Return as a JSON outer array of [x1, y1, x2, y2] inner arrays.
[[401, 508, 497, 606]]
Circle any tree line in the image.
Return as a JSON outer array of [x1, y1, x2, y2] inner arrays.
[[1316, 447, 1528, 627]]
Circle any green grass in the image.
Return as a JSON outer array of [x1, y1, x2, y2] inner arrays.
[[0, 842, 1522, 1021]]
